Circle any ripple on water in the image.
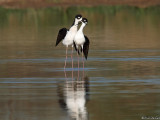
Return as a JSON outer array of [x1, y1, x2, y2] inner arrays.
[[88, 57, 160, 62], [89, 77, 160, 94], [0, 77, 65, 89], [42, 67, 112, 72], [0, 58, 64, 64]]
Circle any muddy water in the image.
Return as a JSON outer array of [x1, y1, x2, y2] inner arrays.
[[0, 7, 160, 120]]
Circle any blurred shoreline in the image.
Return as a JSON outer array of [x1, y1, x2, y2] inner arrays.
[[0, 0, 160, 9]]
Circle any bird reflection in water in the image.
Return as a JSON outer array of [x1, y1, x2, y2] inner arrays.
[[57, 76, 89, 120]]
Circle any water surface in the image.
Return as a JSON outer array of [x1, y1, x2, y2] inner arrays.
[[0, 6, 160, 120]]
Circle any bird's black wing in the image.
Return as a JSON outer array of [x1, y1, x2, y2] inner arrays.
[[55, 28, 68, 46], [83, 35, 90, 60]]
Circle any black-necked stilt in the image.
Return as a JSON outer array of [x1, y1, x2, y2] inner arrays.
[[55, 14, 82, 73], [73, 18, 90, 76]]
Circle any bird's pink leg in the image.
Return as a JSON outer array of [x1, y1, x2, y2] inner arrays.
[[64, 47, 68, 78], [82, 52, 84, 77], [71, 46, 74, 80], [77, 51, 79, 79]]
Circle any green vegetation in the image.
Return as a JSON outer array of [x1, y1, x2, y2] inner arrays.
[[0, 5, 160, 28]]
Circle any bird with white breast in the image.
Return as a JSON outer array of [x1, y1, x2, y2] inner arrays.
[[55, 14, 82, 71], [74, 18, 90, 75]]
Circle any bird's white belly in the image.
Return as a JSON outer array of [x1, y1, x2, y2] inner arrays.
[[62, 31, 76, 46], [74, 34, 85, 45]]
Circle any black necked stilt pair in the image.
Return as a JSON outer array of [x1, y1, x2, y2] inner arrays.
[[55, 14, 90, 73]]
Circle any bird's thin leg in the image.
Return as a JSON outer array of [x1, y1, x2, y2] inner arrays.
[[64, 47, 68, 69], [71, 46, 74, 80], [64, 69, 67, 80], [82, 52, 84, 77], [77, 47, 79, 80], [64, 46, 68, 78]]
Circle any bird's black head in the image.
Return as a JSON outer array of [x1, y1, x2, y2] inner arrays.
[[75, 14, 82, 20], [82, 18, 88, 24]]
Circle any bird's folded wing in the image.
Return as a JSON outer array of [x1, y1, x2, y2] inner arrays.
[[55, 28, 68, 46], [83, 35, 90, 60]]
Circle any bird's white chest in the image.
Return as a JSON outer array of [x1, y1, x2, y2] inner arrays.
[[74, 31, 85, 45], [63, 26, 77, 46], [64, 31, 75, 42]]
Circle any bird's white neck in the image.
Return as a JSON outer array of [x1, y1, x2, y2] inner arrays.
[[74, 19, 79, 26], [78, 23, 86, 32], [69, 25, 78, 32], [69, 18, 79, 32]]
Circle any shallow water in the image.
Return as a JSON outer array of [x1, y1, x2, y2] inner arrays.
[[0, 7, 160, 120]]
